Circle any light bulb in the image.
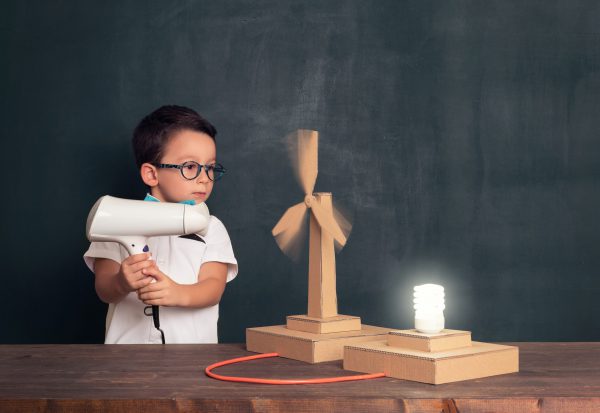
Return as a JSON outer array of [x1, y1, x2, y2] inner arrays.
[[413, 284, 445, 334]]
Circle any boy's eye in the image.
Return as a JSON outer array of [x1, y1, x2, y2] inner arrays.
[[180, 161, 201, 179], [182, 162, 198, 170]]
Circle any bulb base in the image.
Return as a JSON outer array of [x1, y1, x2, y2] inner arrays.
[[415, 313, 445, 334]]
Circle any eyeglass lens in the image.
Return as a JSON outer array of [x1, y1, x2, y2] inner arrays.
[[181, 161, 223, 181]]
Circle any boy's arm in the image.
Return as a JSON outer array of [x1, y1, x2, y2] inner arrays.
[[94, 258, 125, 303], [138, 262, 228, 308], [184, 262, 228, 308], [94, 254, 155, 303]]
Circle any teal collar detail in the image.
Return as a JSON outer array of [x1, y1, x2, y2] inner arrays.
[[144, 194, 196, 205]]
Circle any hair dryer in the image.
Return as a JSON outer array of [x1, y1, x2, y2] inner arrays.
[[86, 195, 210, 254], [86, 195, 211, 343]]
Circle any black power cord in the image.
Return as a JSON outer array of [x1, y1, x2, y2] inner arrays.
[[144, 305, 166, 344]]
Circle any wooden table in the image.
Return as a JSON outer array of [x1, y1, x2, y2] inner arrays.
[[0, 343, 598, 412]]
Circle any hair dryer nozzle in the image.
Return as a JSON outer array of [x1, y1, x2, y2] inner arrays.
[[185, 202, 210, 236]]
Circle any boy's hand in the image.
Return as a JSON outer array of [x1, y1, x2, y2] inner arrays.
[[118, 253, 155, 293], [137, 263, 184, 307]]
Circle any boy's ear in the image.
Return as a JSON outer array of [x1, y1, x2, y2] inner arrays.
[[140, 163, 159, 187]]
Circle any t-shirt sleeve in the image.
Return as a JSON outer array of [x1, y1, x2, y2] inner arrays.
[[201, 216, 238, 283], [83, 241, 128, 273]]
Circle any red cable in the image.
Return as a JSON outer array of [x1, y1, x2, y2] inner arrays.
[[205, 352, 386, 385]]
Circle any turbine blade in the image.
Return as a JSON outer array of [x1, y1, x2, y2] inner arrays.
[[310, 200, 347, 247], [272, 202, 307, 236], [332, 203, 352, 252], [272, 202, 308, 261], [274, 218, 308, 262], [288, 129, 318, 196]]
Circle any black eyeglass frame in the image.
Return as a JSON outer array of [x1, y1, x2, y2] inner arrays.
[[154, 161, 226, 181]]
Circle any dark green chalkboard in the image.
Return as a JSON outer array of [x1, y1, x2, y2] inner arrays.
[[1, 0, 599, 343]]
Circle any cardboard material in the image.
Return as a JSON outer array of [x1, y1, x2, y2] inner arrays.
[[263, 136, 390, 365], [286, 314, 361, 334], [388, 329, 472, 352], [343, 339, 519, 384], [246, 324, 390, 363], [307, 193, 338, 318]]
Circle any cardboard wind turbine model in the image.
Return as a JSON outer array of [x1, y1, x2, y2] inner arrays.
[[244, 130, 519, 384], [246, 130, 391, 363]]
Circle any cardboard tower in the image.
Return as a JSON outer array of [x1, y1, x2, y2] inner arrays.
[[246, 130, 390, 363]]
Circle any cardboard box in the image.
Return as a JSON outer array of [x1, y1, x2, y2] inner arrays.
[[387, 329, 472, 352], [246, 324, 391, 363], [286, 314, 362, 334], [343, 339, 519, 384]]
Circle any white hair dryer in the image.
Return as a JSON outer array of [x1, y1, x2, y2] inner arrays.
[[86, 195, 211, 343], [86, 195, 210, 255]]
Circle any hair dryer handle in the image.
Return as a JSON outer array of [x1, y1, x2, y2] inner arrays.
[[119, 236, 150, 256]]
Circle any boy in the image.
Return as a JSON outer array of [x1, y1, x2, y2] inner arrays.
[[83, 105, 238, 344]]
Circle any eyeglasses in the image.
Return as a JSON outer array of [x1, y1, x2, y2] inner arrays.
[[154, 161, 226, 181]]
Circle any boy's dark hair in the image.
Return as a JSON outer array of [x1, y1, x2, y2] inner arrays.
[[132, 105, 217, 168]]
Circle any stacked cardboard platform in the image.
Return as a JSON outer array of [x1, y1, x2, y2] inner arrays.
[[343, 329, 519, 384], [246, 316, 391, 363]]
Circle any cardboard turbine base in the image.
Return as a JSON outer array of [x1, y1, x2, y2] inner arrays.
[[343, 329, 519, 384], [286, 314, 362, 334], [246, 324, 390, 363]]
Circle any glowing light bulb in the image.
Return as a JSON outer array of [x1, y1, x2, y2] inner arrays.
[[413, 284, 445, 334]]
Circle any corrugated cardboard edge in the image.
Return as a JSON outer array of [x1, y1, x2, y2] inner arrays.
[[246, 324, 391, 363], [389, 329, 467, 338], [287, 314, 362, 334], [247, 328, 314, 363], [287, 315, 361, 323], [388, 329, 472, 352], [344, 340, 519, 384], [435, 345, 519, 384]]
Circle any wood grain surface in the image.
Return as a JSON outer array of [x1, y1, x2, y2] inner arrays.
[[0, 343, 598, 412]]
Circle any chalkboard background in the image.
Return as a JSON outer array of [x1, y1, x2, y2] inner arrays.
[[2, 0, 599, 344]]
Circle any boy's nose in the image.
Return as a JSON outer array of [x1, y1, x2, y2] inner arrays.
[[196, 168, 210, 183]]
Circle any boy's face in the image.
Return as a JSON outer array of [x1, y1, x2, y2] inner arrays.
[[142, 129, 217, 204]]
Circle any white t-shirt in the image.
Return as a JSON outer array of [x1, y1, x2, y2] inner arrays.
[[83, 215, 238, 344]]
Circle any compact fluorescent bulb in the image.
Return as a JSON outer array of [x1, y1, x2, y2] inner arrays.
[[413, 284, 445, 334]]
